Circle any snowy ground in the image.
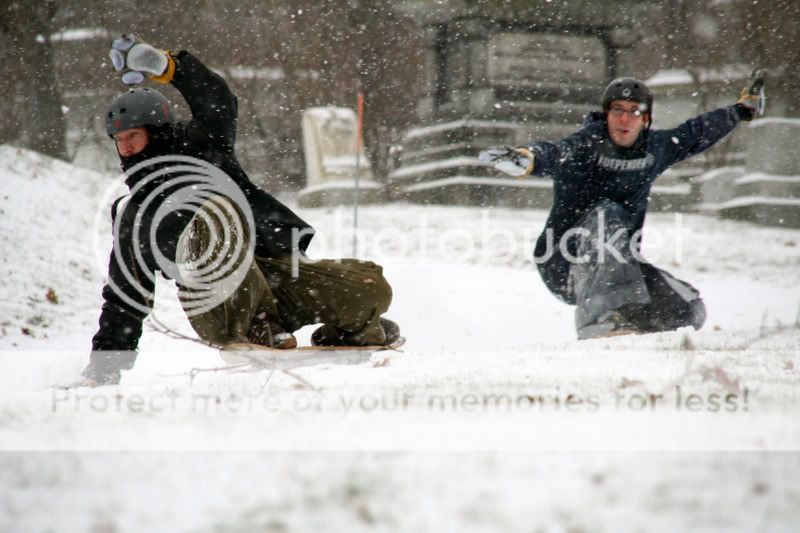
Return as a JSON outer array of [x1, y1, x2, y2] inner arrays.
[[1, 145, 799, 531]]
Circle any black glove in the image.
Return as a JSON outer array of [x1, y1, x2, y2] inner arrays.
[[736, 68, 767, 121]]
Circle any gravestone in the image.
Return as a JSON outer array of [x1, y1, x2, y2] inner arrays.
[[389, 1, 646, 209], [699, 118, 800, 228], [298, 107, 384, 208]]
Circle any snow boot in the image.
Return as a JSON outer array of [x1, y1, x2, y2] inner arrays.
[[577, 310, 641, 340], [247, 312, 297, 349], [311, 318, 401, 347]]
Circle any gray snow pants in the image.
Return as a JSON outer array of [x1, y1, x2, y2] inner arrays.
[[538, 200, 706, 338]]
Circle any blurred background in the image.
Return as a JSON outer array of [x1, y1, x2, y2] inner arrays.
[[1, 0, 798, 197]]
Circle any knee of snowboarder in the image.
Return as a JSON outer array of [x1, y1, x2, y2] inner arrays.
[[689, 298, 706, 330], [590, 199, 628, 222], [362, 263, 392, 313], [374, 270, 393, 313]]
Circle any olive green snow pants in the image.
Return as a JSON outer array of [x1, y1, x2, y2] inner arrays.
[[176, 196, 392, 346]]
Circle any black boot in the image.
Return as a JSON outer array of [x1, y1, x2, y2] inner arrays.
[[577, 310, 641, 340], [247, 312, 297, 349], [311, 318, 401, 347]]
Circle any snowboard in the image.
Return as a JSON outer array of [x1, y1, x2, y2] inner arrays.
[[219, 337, 406, 370]]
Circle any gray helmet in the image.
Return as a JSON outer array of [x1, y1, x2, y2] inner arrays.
[[602, 77, 653, 115], [106, 87, 173, 137]]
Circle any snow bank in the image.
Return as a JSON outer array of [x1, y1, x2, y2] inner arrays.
[[0, 145, 113, 351], [1, 145, 799, 531]]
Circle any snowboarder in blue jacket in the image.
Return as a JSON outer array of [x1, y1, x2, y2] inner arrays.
[[486, 76, 764, 339]]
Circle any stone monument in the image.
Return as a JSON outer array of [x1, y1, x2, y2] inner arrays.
[[697, 117, 800, 228], [298, 106, 384, 208], [389, 1, 650, 208]]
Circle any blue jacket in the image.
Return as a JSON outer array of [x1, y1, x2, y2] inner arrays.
[[529, 105, 747, 300]]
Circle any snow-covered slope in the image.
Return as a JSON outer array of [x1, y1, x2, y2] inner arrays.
[[1, 146, 799, 532]]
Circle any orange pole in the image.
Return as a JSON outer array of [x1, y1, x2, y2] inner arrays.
[[352, 92, 365, 257], [356, 92, 364, 150]]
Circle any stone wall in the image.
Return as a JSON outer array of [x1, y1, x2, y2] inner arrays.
[[388, 1, 685, 210], [697, 118, 800, 228]]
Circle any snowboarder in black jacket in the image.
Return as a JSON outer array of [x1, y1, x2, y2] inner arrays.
[[486, 75, 764, 339], [81, 36, 400, 385]]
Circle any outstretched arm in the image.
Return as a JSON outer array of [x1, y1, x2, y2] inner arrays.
[[525, 128, 599, 177], [659, 105, 748, 167], [660, 70, 765, 166], [483, 112, 603, 178]]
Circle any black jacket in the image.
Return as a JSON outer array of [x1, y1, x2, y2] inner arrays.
[[91, 51, 314, 353]]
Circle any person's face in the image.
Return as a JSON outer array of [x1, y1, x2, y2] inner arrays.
[[114, 127, 149, 157], [606, 100, 648, 148]]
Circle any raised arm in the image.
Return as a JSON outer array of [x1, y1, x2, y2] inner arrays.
[[657, 105, 747, 167], [169, 51, 239, 149], [657, 70, 765, 167], [109, 35, 238, 149]]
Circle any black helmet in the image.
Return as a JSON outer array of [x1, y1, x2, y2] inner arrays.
[[602, 77, 653, 115], [106, 87, 173, 137]]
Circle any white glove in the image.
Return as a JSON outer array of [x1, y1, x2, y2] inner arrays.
[[479, 146, 534, 177], [110, 34, 169, 85]]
